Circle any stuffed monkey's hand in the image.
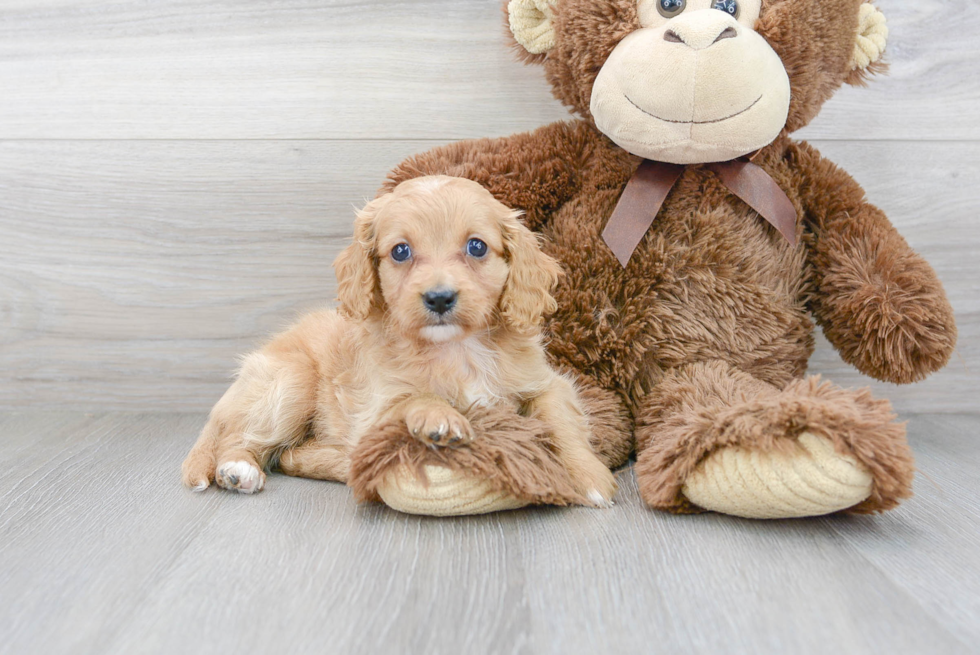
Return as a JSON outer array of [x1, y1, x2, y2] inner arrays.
[[814, 224, 957, 384], [794, 141, 957, 385]]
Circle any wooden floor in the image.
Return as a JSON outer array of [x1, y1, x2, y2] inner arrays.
[[1, 412, 977, 655]]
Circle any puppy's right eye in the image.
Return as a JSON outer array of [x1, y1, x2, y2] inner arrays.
[[466, 238, 488, 259], [391, 243, 412, 262]]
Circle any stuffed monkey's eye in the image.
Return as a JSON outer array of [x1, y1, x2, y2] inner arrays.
[[466, 238, 488, 258], [657, 0, 686, 18], [712, 0, 740, 19], [391, 243, 412, 262]]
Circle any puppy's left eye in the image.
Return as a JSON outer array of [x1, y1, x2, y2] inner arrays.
[[466, 238, 488, 258], [391, 243, 412, 262]]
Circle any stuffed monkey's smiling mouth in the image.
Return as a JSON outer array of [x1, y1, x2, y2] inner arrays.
[[625, 94, 763, 125]]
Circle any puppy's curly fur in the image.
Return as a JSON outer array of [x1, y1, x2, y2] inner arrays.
[[181, 176, 617, 506]]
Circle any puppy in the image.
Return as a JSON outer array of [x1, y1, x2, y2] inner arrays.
[[181, 176, 617, 506]]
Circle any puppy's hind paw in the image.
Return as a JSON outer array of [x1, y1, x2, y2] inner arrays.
[[216, 460, 266, 494], [568, 457, 617, 508], [587, 488, 616, 509]]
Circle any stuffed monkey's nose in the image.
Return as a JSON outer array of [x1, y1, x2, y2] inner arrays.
[[663, 14, 739, 51], [423, 288, 458, 315]]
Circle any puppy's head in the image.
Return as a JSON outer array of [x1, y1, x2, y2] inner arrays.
[[334, 176, 562, 341]]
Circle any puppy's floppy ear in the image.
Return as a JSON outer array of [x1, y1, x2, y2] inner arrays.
[[499, 210, 563, 331], [334, 195, 388, 320]]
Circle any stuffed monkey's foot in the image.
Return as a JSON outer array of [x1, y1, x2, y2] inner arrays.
[[635, 362, 915, 518], [349, 404, 617, 515], [681, 432, 873, 519], [377, 465, 527, 516]]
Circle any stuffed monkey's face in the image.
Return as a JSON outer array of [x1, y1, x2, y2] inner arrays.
[[507, 0, 889, 166], [590, 1, 789, 164]]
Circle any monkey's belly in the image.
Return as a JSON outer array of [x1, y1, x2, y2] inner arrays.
[[544, 202, 813, 393]]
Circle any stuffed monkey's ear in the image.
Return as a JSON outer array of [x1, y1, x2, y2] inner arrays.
[[847, 3, 888, 85], [334, 195, 388, 320], [499, 211, 563, 332], [507, 0, 558, 58]]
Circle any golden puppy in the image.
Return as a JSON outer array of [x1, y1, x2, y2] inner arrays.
[[181, 176, 617, 506]]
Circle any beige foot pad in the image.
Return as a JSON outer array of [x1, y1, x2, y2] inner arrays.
[[376, 465, 529, 517], [851, 3, 888, 71], [682, 433, 874, 519], [508, 0, 557, 55]]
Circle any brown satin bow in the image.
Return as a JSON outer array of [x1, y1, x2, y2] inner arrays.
[[601, 159, 798, 267]]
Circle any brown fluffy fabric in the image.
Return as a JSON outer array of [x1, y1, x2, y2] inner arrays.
[[542, 0, 641, 121], [634, 361, 915, 514], [756, 0, 868, 133], [368, 0, 955, 515], [348, 404, 589, 507]]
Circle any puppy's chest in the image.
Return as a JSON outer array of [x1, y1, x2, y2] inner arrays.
[[422, 340, 506, 409]]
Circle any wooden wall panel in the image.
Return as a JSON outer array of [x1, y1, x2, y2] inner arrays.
[[0, 0, 977, 140], [1, 140, 976, 411], [0, 0, 977, 411]]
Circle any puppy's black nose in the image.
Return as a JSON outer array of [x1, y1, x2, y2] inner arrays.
[[423, 288, 457, 315]]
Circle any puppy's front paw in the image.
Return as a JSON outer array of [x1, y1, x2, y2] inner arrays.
[[215, 460, 266, 494], [406, 404, 473, 447]]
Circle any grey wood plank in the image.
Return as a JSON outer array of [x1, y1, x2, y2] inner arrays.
[[0, 412, 98, 466], [107, 485, 536, 655], [0, 413, 218, 654], [821, 414, 980, 647], [514, 471, 973, 655], [0, 0, 977, 141], [1, 139, 977, 412], [1, 412, 976, 655], [0, 0, 571, 141]]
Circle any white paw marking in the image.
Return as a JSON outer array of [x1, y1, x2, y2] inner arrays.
[[218, 460, 264, 494], [587, 489, 615, 509], [192, 481, 209, 492]]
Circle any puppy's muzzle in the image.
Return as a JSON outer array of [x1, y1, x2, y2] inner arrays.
[[422, 288, 458, 316]]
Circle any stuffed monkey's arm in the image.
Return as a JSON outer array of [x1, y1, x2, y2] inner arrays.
[[789, 141, 956, 384], [385, 121, 590, 230]]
